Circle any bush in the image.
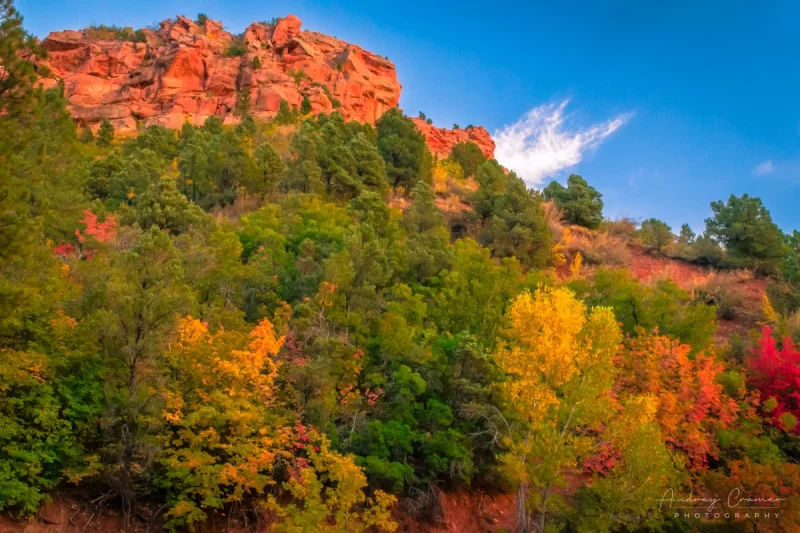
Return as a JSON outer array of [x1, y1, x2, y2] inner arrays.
[[678, 232, 725, 266], [225, 41, 248, 57], [86, 24, 137, 41], [602, 217, 637, 241], [288, 67, 307, 84], [637, 218, 673, 253], [196, 13, 208, 25], [561, 228, 630, 266], [694, 271, 751, 320]]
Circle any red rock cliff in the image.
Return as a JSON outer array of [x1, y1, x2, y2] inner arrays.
[[411, 118, 495, 160], [39, 15, 402, 132]]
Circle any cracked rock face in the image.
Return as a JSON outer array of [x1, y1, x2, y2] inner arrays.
[[411, 118, 496, 160], [39, 14, 402, 132]]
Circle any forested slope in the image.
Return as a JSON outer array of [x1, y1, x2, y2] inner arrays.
[[2, 2, 800, 532]]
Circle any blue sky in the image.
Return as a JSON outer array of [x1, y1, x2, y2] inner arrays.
[[19, 0, 800, 232]]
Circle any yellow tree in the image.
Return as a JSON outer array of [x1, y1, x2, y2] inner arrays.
[[266, 431, 396, 533], [159, 317, 396, 532], [159, 317, 291, 529], [493, 287, 622, 532]]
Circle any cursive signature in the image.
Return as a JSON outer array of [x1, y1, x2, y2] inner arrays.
[[660, 488, 721, 512]]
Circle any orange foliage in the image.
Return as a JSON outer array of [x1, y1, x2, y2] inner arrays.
[[704, 460, 800, 532], [615, 331, 739, 470]]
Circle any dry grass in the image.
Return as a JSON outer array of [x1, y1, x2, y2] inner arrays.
[[645, 263, 696, 286], [693, 270, 754, 320], [213, 192, 263, 222], [602, 217, 638, 241], [546, 202, 630, 267], [388, 189, 411, 212], [561, 228, 630, 266], [435, 194, 472, 215], [544, 200, 565, 238], [784, 311, 800, 339]]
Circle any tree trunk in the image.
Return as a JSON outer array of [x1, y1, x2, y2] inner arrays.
[[536, 484, 552, 532], [517, 481, 528, 533]]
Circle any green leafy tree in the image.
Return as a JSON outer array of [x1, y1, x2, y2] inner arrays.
[[79, 127, 95, 143], [705, 193, 784, 272], [301, 94, 313, 114], [251, 141, 285, 196], [473, 160, 553, 268], [285, 121, 325, 194], [0, 349, 75, 515], [348, 132, 389, 197], [543, 174, 604, 229], [96, 119, 115, 147], [403, 182, 452, 281], [275, 99, 297, 125], [376, 108, 432, 190], [449, 141, 486, 178], [78, 227, 192, 510], [128, 176, 209, 235], [638, 218, 673, 253], [678, 223, 696, 245]]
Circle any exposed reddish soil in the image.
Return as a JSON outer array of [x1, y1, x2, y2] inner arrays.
[[1, 492, 521, 533], [0, 498, 146, 533], [626, 245, 712, 289], [627, 246, 768, 342], [395, 491, 517, 533]]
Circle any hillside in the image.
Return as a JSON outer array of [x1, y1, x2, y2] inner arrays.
[[3, 2, 800, 533]]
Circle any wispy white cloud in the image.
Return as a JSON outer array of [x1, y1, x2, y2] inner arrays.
[[493, 100, 632, 187], [753, 160, 775, 176]]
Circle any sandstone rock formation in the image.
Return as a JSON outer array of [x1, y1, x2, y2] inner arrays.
[[37, 14, 497, 160], [411, 118, 495, 160], [39, 15, 402, 132]]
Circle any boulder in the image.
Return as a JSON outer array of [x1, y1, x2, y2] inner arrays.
[[271, 15, 302, 49]]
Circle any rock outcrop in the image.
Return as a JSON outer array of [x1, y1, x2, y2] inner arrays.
[[411, 118, 495, 160], [39, 15, 402, 132]]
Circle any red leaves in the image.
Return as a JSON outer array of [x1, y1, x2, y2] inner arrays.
[[583, 442, 622, 476], [617, 331, 739, 471], [294, 422, 310, 450], [54, 210, 116, 260], [749, 326, 800, 434], [75, 209, 116, 243], [53, 243, 75, 257]]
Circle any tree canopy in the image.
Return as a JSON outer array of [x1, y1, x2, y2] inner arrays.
[[543, 174, 604, 229]]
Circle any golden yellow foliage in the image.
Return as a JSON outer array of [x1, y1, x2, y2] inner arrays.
[[569, 251, 583, 278], [761, 293, 780, 325], [161, 316, 290, 530], [493, 287, 622, 528], [497, 288, 620, 419], [432, 159, 465, 194], [266, 431, 397, 532]]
